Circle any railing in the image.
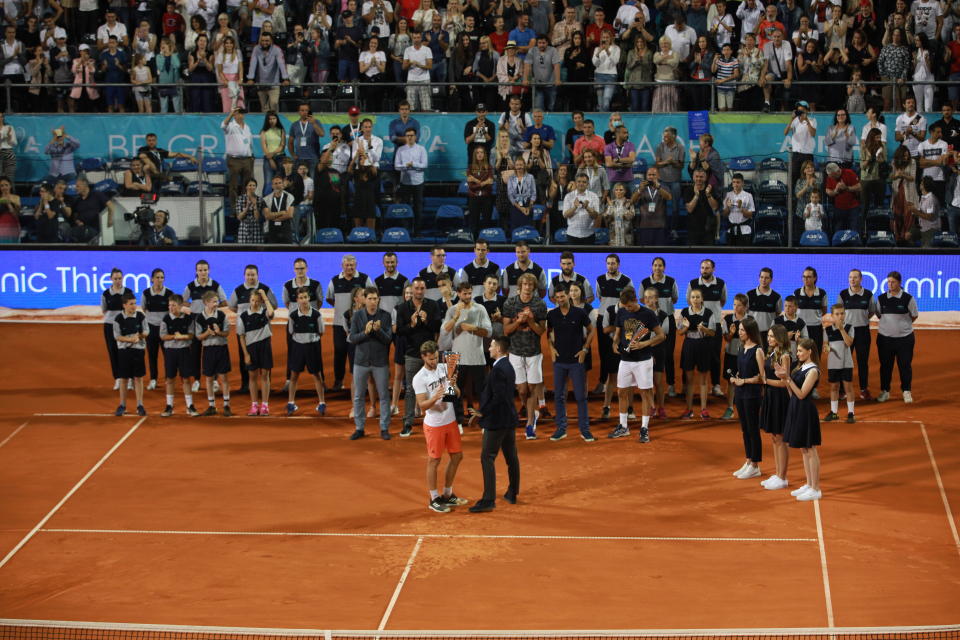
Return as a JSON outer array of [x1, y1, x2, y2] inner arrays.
[[2, 78, 956, 114]]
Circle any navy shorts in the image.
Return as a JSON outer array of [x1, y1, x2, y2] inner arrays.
[[828, 367, 853, 383], [651, 346, 666, 373], [118, 348, 146, 379], [245, 339, 274, 371], [202, 344, 232, 377], [164, 346, 194, 379], [681, 338, 711, 373], [289, 340, 323, 375]]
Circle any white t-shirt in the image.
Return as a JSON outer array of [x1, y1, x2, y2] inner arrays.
[[918, 191, 940, 233], [917, 138, 948, 181], [96, 21, 128, 44], [252, 0, 274, 28], [911, 0, 942, 39], [723, 189, 755, 227], [412, 364, 456, 427], [860, 121, 888, 145], [215, 51, 241, 74], [788, 115, 817, 154], [359, 50, 386, 77], [895, 112, 927, 156], [804, 202, 824, 231], [403, 44, 432, 83], [361, 0, 394, 37]]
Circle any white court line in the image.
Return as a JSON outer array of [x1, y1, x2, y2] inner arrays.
[[38, 528, 817, 542], [33, 413, 140, 418], [813, 500, 835, 628], [0, 417, 147, 571], [378, 536, 423, 631], [0, 421, 29, 449], [919, 422, 960, 559]]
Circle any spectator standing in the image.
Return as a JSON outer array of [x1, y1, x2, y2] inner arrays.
[[735, 0, 763, 41], [625, 36, 654, 112], [918, 123, 950, 205], [350, 118, 382, 230], [403, 30, 433, 111], [860, 128, 888, 210], [895, 95, 927, 172], [688, 133, 723, 190], [359, 36, 388, 106], [562, 32, 591, 110], [891, 145, 918, 243], [652, 36, 680, 112], [552, 7, 582, 58], [604, 124, 635, 191], [825, 162, 863, 233], [43, 126, 79, 183], [506, 156, 536, 233], [572, 118, 604, 166], [395, 127, 428, 224], [498, 94, 533, 155], [470, 36, 500, 109], [683, 168, 719, 245], [578, 149, 610, 203], [736, 33, 764, 110], [246, 32, 288, 112], [222, 108, 254, 213], [263, 175, 295, 243], [756, 3, 786, 50], [424, 13, 449, 84], [826, 108, 857, 168], [389, 101, 421, 157], [236, 178, 265, 244], [912, 33, 935, 113], [655, 126, 685, 238], [793, 160, 822, 219], [561, 172, 600, 243], [98, 36, 128, 113], [687, 35, 714, 109], [215, 35, 245, 111], [155, 38, 182, 113], [258, 111, 285, 192], [592, 30, 620, 111], [288, 102, 325, 169], [722, 172, 755, 246], [712, 43, 739, 112], [760, 29, 792, 112], [663, 13, 697, 64], [793, 40, 822, 111], [784, 100, 817, 182], [335, 10, 364, 82], [631, 166, 671, 245], [464, 103, 496, 169], [604, 182, 634, 245], [522, 133, 553, 206], [187, 34, 217, 113], [0, 113, 16, 184], [524, 35, 561, 111], [877, 27, 912, 110]]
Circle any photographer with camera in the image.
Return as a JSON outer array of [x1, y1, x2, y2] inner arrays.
[[141, 209, 178, 246], [784, 100, 817, 182]]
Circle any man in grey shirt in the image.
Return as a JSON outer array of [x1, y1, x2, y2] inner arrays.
[[443, 281, 492, 416], [654, 126, 686, 236], [349, 287, 394, 439], [524, 34, 561, 111], [246, 32, 289, 113]]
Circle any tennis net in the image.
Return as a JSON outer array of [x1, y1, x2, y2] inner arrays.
[[1, 622, 959, 640]]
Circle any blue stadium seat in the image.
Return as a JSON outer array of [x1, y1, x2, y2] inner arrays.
[[594, 227, 610, 245], [446, 229, 474, 244], [511, 225, 541, 244], [314, 227, 344, 244], [866, 230, 896, 248], [832, 230, 862, 247], [385, 203, 414, 223], [347, 226, 376, 243], [81, 157, 106, 172], [554, 227, 568, 244], [755, 205, 786, 233], [436, 204, 465, 230], [931, 232, 960, 248], [632, 157, 648, 177], [160, 180, 185, 196], [382, 227, 412, 244], [457, 180, 469, 196], [186, 181, 214, 196], [865, 208, 893, 232], [93, 178, 119, 197], [799, 230, 829, 247], [170, 157, 198, 172], [64, 181, 78, 196], [201, 156, 226, 175], [531, 204, 546, 222], [478, 227, 506, 243], [753, 230, 783, 246]]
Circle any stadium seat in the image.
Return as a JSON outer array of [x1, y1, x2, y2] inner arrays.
[[931, 232, 960, 248], [457, 180, 469, 196], [799, 230, 830, 247], [384, 203, 414, 225], [93, 178, 119, 197], [511, 225, 541, 244], [832, 230, 862, 247], [64, 181, 78, 196], [753, 230, 783, 246], [632, 157, 648, 178], [186, 181, 214, 196], [81, 157, 109, 183], [726, 156, 757, 184], [446, 229, 474, 244], [531, 204, 546, 222], [314, 227, 344, 244], [554, 227, 568, 244], [382, 226, 412, 244], [865, 208, 893, 232], [754, 205, 786, 233], [866, 230, 896, 248], [201, 156, 227, 186], [110, 157, 132, 173], [435, 204, 465, 230], [594, 227, 610, 245], [160, 180, 185, 196], [756, 157, 788, 204], [347, 226, 376, 243], [478, 227, 506, 243]]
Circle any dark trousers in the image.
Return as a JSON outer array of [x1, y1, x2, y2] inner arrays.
[[191, 337, 203, 381], [554, 362, 589, 433], [146, 324, 162, 381], [333, 325, 349, 385], [597, 328, 615, 380], [479, 426, 520, 504], [664, 316, 677, 386], [729, 230, 753, 246], [104, 322, 120, 379], [226, 156, 254, 212], [467, 195, 494, 237], [807, 325, 824, 363], [852, 324, 871, 392], [735, 394, 762, 462], [878, 333, 914, 392], [236, 335, 249, 389], [709, 331, 723, 386]]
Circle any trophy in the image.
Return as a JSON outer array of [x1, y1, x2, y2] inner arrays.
[[442, 351, 461, 402], [624, 319, 649, 352]]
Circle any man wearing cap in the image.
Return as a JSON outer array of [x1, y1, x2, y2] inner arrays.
[[246, 32, 289, 112], [345, 106, 363, 141], [825, 162, 862, 233], [783, 100, 817, 180], [403, 30, 433, 111], [222, 108, 254, 214], [524, 36, 561, 112], [464, 104, 496, 167], [335, 10, 364, 82]]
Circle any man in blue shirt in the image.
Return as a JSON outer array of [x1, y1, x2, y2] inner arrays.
[[522, 108, 556, 151], [287, 102, 326, 168], [388, 100, 421, 160], [507, 12, 535, 61], [424, 13, 449, 83], [394, 127, 428, 227]]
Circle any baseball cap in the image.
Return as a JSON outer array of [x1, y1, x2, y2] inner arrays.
[[505, 40, 517, 48], [475, 103, 487, 112], [348, 106, 360, 116], [796, 100, 810, 108], [341, 9, 353, 17], [78, 43, 90, 51]]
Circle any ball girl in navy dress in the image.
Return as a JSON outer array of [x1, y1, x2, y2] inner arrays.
[[759, 324, 792, 491], [678, 287, 715, 419], [730, 316, 765, 480], [776, 337, 823, 501]]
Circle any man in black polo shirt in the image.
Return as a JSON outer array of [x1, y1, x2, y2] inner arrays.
[[228, 265, 279, 394], [396, 277, 443, 437], [71, 179, 114, 241], [455, 239, 501, 300], [547, 285, 596, 443], [682, 168, 720, 246], [138, 132, 197, 182]]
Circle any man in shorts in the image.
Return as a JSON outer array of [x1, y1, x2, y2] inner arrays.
[[414, 341, 469, 513], [609, 288, 664, 443], [502, 272, 548, 440], [286, 287, 327, 416]]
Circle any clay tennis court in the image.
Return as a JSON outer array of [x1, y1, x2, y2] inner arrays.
[[0, 323, 958, 634]]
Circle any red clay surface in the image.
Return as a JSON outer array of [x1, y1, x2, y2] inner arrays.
[[0, 324, 957, 630]]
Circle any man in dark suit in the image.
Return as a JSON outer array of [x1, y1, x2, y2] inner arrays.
[[468, 336, 520, 513]]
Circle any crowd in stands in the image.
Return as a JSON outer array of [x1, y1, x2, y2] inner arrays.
[[0, 0, 956, 114]]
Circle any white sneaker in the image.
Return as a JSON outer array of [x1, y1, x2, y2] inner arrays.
[[191, 380, 200, 393], [796, 487, 822, 501], [213, 380, 220, 393], [790, 484, 811, 497], [127, 380, 134, 390], [667, 385, 677, 398], [877, 390, 890, 403], [903, 391, 913, 403], [762, 475, 789, 490], [113, 378, 120, 390], [733, 461, 750, 477], [147, 379, 157, 391], [711, 384, 724, 397], [737, 465, 761, 479]]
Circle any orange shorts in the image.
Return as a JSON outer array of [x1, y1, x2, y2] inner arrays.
[[424, 421, 462, 459]]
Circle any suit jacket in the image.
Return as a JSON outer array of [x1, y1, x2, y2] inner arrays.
[[478, 356, 517, 430]]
